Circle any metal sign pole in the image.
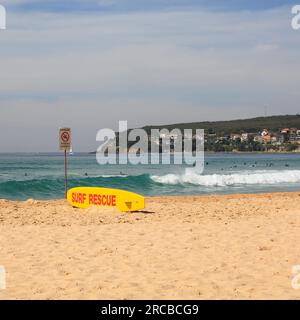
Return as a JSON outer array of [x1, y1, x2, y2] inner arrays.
[[64, 149, 68, 199]]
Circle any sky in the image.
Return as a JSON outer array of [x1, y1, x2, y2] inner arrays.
[[0, 0, 299, 152]]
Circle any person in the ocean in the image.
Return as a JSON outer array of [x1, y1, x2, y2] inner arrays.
[[84, 172, 88, 176]]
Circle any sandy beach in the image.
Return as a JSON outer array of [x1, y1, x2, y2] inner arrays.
[[1, 192, 300, 300]]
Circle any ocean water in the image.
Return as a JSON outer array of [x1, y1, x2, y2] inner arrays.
[[0, 153, 300, 200]]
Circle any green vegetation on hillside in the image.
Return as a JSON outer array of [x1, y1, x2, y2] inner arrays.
[[141, 114, 300, 135]]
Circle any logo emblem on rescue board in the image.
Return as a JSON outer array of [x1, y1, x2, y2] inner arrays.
[[67, 187, 145, 212]]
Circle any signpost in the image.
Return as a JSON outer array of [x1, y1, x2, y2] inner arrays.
[[59, 128, 72, 199]]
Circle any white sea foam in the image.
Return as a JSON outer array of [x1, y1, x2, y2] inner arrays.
[[151, 170, 300, 187], [98, 174, 128, 178]]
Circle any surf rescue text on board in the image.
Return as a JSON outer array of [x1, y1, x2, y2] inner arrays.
[[71, 192, 116, 206]]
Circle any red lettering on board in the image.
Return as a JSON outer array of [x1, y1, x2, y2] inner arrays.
[[72, 192, 87, 204], [111, 195, 116, 206], [87, 194, 117, 207]]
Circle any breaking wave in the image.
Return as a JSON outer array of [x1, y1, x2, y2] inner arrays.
[[2, 169, 300, 200], [151, 170, 300, 187]]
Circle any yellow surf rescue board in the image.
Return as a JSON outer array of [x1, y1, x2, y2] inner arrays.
[[67, 187, 145, 212]]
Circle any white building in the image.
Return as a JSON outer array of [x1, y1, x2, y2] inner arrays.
[[241, 133, 249, 142]]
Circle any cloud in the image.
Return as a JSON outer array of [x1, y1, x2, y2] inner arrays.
[[0, 5, 299, 151], [1, 0, 297, 13]]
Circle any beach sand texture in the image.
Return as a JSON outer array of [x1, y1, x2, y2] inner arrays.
[[1, 192, 300, 300]]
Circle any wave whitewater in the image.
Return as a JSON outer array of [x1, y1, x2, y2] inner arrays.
[[1, 169, 300, 200], [151, 170, 300, 187]]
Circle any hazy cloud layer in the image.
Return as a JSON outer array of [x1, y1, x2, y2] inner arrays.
[[2, 0, 296, 12], [0, 4, 299, 151]]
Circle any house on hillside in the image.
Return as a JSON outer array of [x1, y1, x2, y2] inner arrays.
[[262, 135, 272, 144], [281, 128, 290, 134], [290, 128, 298, 135], [230, 134, 241, 141], [261, 129, 269, 137], [254, 136, 263, 143], [280, 128, 290, 142], [241, 133, 249, 142]]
